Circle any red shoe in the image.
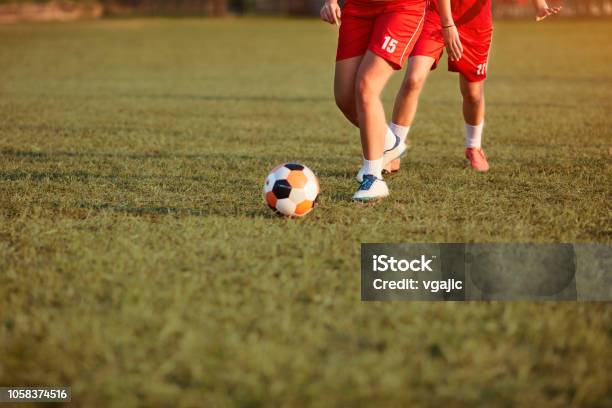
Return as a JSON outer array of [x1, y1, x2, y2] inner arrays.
[[465, 148, 489, 172], [383, 158, 401, 174]]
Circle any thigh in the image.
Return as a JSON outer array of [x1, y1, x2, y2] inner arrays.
[[402, 55, 436, 84], [335, 55, 363, 101]]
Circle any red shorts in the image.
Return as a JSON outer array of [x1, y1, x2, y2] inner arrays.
[[411, 17, 493, 82], [336, 0, 428, 70]]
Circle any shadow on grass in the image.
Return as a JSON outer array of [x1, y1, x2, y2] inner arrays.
[[0, 149, 358, 219], [0, 171, 329, 221], [118, 93, 333, 103], [0, 148, 254, 162], [0, 169, 234, 183], [0, 167, 345, 219], [75, 202, 276, 219], [0, 194, 278, 220], [0, 170, 260, 184], [0, 148, 324, 166]]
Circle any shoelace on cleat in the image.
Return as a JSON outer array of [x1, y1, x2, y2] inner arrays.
[[359, 175, 377, 191]]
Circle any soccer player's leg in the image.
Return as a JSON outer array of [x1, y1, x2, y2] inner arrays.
[[449, 30, 491, 172], [335, 57, 364, 127], [386, 55, 438, 173], [334, 9, 373, 127], [355, 3, 427, 184], [353, 50, 395, 201], [385, 22, 443, 174], [459, 75, 489, 171]]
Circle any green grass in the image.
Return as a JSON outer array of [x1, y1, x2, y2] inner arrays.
[[0, 17, 611, 407]]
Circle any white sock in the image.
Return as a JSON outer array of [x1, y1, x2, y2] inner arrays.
[[465, 122, 484, 148], [383, 127, 397, 151], [362, 157, 383, 179], [390, 122, 410, 143]]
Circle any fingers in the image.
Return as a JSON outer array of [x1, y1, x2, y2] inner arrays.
[[331, 6, 339, 26], [334, 7, 342, 26], [448, 44, 456, 61], [320, 4, 341, 25], [448, 38, 462, 61], [453, 39, 463, 61], [536, 6, 562, 21], [536, 8, 548, 21], [536, 12, 550, 21], [443, 27, 462, 61], [320, 5, 332, 24], [321, 6, 329, 23]]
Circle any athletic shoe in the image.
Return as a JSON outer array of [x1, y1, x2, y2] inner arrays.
[[352, 175, 389, 202], [356, 135, 407, 182], [465, 148, 489, 172]]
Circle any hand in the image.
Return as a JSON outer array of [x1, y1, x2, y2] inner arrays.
[[320, 0, 341, 26], [442, 25, 463, 61], [535, 1, 562, 21], [533, 0, 561, 21]]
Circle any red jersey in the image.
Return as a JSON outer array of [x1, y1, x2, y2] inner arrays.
[[430, 0, 492, 29]]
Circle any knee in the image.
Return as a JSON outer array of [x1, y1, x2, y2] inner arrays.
[[355, 75, 378, 105], [401, 73, 427, 94], [462, 86, 484, 105]]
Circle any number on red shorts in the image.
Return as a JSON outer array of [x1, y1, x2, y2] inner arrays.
[[476, 63, 487, 76], [382, 36, 398, 53]]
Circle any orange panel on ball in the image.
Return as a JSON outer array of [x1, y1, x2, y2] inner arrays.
[[287, 170, 308, 188], [266, 191, 277, 208], [294, 200, 313, 216]]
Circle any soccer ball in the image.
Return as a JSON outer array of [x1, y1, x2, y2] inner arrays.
[[263, 163, 319, 217]]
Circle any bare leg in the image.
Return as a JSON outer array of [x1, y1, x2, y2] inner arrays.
[[334, 56, 363, 127], [459, 75, 485, 125], [460, 75, 489, 171], [392, 55, 436, 126], [387, 56, 435, 171], [354, 51, 395, 160]]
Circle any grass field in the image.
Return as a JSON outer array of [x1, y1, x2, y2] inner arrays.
[[0, 17, 611, 407]]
